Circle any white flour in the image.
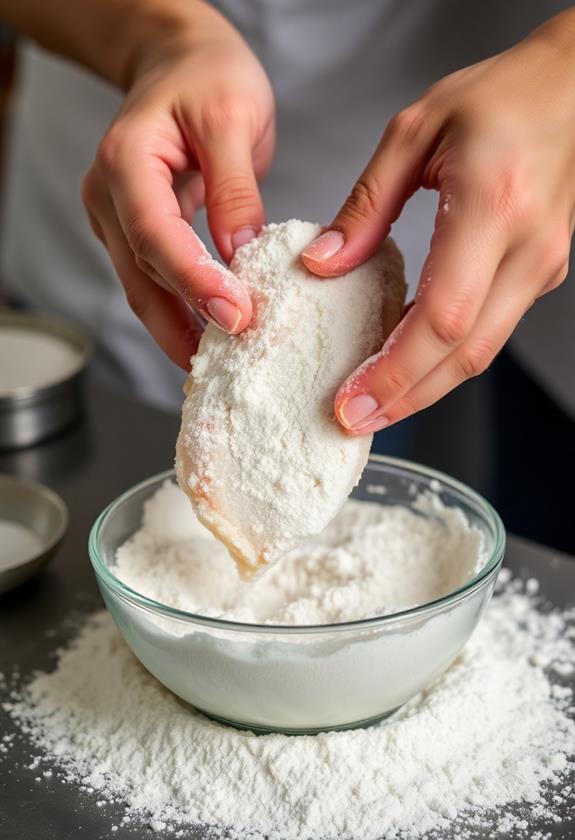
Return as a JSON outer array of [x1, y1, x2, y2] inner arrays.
[[176, 220, 406, 578], [3, 573, 575, 839], [0, 520, 43, 568], [103, 482, 490, 732], [0, 326, 81, 394], [114, 481, 483, 624]]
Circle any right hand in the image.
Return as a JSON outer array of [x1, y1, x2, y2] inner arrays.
[[82, 2, 275, 368]]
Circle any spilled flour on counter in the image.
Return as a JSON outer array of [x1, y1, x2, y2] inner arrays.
[[2, 483, 575, 838], [113, 480, 484, 624], [2, 573, 575, 839]]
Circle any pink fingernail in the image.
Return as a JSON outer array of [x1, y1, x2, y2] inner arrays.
[[339, 394, 386, 430], [231, 227, 258, 251], [206, 297, 242, 333], [302, 230, 345, 262]]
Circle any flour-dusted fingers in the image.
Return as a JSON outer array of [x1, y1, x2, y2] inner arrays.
[[98, 210, 203, 369], [364, 234, 570, 430], [79, 0, 276, 347], [89, 125, 253, 334], [301, 104, 441, 277], [334, 187, 509, 433], [198, 129, 270, 261], [176, 221, 406, 579]]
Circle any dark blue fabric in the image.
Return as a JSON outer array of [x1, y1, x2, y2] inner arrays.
[[489, 351, 575, 556], [372, 351, 575, 556]]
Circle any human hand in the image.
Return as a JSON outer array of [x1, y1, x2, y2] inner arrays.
[[82, 1, 274, 368], [302, 10, 575, 434]]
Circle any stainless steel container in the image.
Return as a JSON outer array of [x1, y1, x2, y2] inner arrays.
[[0, 311, 92, 450]]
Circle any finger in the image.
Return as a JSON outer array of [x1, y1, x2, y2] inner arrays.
[[335, 192, 508, 431], [105, 147, 252, 333], [379, 291, 534, 432], [99, 210, 203, 370], [302, 104, 441, 277], [199, 132, 264, 262], [341, 242, 550, 434]]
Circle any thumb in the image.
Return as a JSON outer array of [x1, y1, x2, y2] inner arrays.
[[302, 106, 434, 277], [200, 133, 265, 263]]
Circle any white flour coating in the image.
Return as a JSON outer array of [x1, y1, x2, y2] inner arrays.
[[176, 220, 406, 579], [114, 481, 483, 624], [3, 574, 575, 839], [192, 228, 251, 308]]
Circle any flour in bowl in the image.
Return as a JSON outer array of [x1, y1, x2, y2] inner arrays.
[[113, 480, 485, 624], [176, 220, 406, 580]]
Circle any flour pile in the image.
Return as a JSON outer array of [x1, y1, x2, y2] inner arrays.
[[2, 573, 575, 839], [176, 220, 406, 579], [113, 480, 483, 624]]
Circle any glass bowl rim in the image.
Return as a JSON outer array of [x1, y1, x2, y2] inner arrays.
[[88, 454, 506, 635]]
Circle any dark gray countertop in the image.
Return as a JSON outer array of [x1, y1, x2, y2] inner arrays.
[[0, 383, 574, 840]]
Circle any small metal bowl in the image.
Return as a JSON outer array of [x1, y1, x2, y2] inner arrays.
[[0, 311, 92, 450], [0, 474, 68, 594]]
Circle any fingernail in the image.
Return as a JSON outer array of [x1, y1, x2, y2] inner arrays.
[[206, 297, 242, 333], [302, 230, 345, 262], [232, 227, 258, 251], [339, 394, 387, 431], [354, 415, 391, 434]]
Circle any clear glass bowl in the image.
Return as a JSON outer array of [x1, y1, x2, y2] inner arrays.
[[89, 455, 505, 734]]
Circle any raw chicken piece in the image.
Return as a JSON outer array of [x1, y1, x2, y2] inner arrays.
[[176, 220, 406, 579]]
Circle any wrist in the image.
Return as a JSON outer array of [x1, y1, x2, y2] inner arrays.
[[116, 0, 233, 90], [100, 0, 198, 89]]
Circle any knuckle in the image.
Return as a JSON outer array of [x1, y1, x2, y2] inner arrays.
[[454, 340, 494, 380], [542, 261, 569, 294], [343, 174, 382, 223], [385, 105, 426, 148], [538, 231, 571, 280], [209, 174, 259, 216], [474, 165, 538, 229], [383, 365, 412, 396], [200, 98, 251, 137], [96, 126, 125, 176], [125, 215, 157, 260], [426, 300, 472, 347], [460, 152, 537, 224]]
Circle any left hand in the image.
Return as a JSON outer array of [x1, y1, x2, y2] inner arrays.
[[302, 9, 575, 434], [82, 1, 274, 369]]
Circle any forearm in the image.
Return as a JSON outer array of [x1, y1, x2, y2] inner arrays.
[[0, 0, 211, 89]]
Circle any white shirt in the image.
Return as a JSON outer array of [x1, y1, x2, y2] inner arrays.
[[1, 0, 573, 414]]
